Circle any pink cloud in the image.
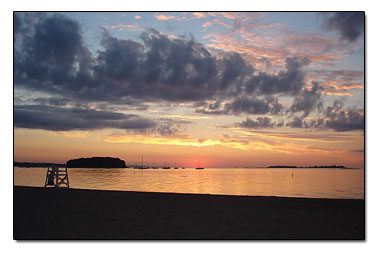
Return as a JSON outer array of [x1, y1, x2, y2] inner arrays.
[[109, 23, 139, 32], [154, 13, 177, 21], [202, 21, 212, 27], [192, 12, 207, 19]]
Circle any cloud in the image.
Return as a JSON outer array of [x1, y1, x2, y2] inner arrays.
[[105, 133, 250, 150], [286, 117, 303, 128], [14, 14, 95, 99], [321, 12, 364, 42], [154, 13, 177, 21], [108, 23, 139, 32], [245, 57, 311, 96], [15, 15, 258, 103], [14, 105, 156, 131], [235, 129, 356, 143], [307, 69, 364, 97], [14, 14, 318, 112], [287, 100, 364, 132], [238, 117, 283, 129], [325, 100, 364, 132], [195, 97, 283, 115], [289, 81, 324, 117], [202, 21, 212, 27], [226, 97, 282, 115], [286, 117, 325, 129], [192, 12, 207, 19], [14, 13, 362, 136], [351, 149, 364, 153], [165, 114, 210, 120], [205, 15, 351, 71]]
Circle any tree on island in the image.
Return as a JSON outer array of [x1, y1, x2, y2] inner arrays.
[[66, 157, 127, 168]]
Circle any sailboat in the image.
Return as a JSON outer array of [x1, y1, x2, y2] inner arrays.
[[162, 162, 170, 169], [195, 161, 204, 170], [136, 156, 149, 169], [174, 161, 178, 169]]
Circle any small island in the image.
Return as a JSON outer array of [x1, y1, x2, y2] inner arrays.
[[66, 157, 127, 168]]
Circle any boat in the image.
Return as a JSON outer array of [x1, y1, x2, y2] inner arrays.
[[195, 161, 204, 170], [136, 156, 149, 169], [162, 162, 170, 169]]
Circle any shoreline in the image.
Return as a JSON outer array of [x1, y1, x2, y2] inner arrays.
[[14, 186, 365, 240], [13, 184, 364, 200]]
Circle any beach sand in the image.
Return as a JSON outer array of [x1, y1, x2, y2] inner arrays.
[[13, 186, 365, 240]]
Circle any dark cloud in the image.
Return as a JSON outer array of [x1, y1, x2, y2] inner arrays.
[[324, 100, 364, 132], [14, 13, 21, 35], [32, 97, 76, 107], [287, 100, 364, 132], [286, 117, 304, 128], [227, 97, 269, 115], [14, 14, 95, 100], [286, 117, 325, 129], [238, 117, 283, 129], [289, 81, 324, 117], [325, 107, 364, 132], [14, 15, 257, 103], [14, 105, 156, 131], [245, 57, 310, 96], [351, 149, 364, 153], [226, 97, 279, 115], [195, 96, 283, 115], [322, 12, 364, 42], [15, 13, 314, 109], [15, 13, 362, 135]]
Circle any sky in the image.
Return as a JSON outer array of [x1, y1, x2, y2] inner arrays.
[[13, 12, 365, 168]]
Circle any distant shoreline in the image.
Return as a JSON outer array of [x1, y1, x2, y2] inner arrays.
[[13, 162, 66, 168], [266, 165, 356, 169]]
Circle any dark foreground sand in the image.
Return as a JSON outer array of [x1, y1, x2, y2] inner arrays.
[[13, 186, 365, 240]]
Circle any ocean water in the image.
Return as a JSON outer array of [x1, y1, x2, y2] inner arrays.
[[14, 167, 364, 199]]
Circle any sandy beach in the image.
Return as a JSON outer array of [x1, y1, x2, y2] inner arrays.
[[13, 186, 365, 240]]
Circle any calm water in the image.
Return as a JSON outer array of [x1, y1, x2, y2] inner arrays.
[[14, 167, 364, 199]]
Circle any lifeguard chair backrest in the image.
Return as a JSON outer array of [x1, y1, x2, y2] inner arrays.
[[47, 167, 57, 185]]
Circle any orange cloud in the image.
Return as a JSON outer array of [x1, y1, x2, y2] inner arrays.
[[202, 21, 212, 27], [192, 12, 207, 19], [48, 131, 89, 138], [203, 21, 350, 71], [134, 15, 142, 20], [165, 114, 210, 120], [104, 129, 354, 156], [154, 14, 177, 21], [207, 12, 240, 19], [306, 69, 364, 97], [233, 129, 358, 143], [105, 133, 249, 150], [109, 24, 139, 32]]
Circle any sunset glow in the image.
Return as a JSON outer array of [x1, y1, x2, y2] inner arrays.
[[14, 12, 364, 168]]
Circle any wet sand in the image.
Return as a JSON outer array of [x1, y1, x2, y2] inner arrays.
[[13, 186, 365, 240]]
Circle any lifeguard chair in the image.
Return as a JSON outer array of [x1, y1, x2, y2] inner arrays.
[[44, 166, 70, 188]]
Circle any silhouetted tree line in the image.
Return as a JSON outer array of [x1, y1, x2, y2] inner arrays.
[[14, 162, 66, 168], [66, 157, 127, 168]]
